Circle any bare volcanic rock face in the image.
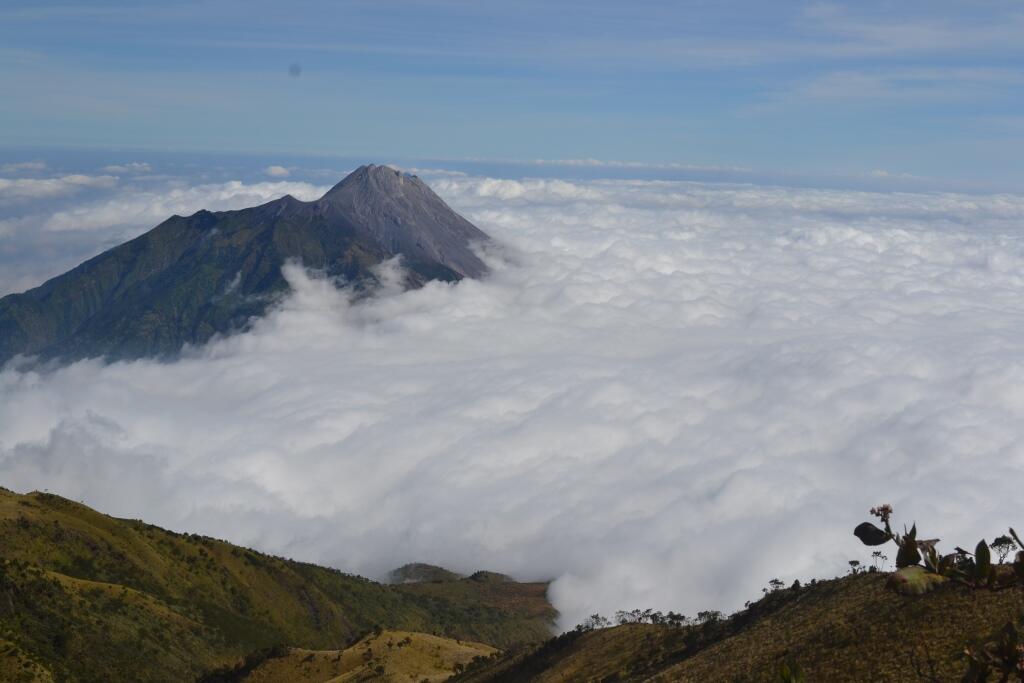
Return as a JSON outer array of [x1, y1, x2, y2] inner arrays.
[[0, 165, 490, 363], [321, 164, 488, 279]]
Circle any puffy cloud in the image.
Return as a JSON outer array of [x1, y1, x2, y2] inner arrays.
[[101, 162, 152, 174], [0, 174, 117, 204], [264, 165, 291, 177], [3, 174, 1024, 630]]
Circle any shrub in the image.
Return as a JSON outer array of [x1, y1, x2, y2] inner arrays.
[[853, 504, 1024, 592]]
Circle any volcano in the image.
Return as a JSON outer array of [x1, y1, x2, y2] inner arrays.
[[0, 165, 490, 363]]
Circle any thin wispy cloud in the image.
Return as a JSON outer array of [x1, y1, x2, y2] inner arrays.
[[101, 162, 152, 174], [779, 68, 1024, 105], [801, 3, 1024, 57], [525, 158, 751, 172], [0, 160, 46, 174]]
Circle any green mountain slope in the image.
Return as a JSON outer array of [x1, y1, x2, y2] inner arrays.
[[0, 164, 489, 363], [453, 574, 1024, 682], [0, 488, 554, 682]]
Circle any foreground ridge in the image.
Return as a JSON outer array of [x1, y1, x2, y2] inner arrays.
[[4, 486, 1024, 681], [451, 574, 1024, 682], [0, 487, 554, 682]]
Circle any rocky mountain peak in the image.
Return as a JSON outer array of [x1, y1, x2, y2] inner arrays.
[[0, 164, 491, 363]]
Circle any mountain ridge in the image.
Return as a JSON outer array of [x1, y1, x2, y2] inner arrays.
[[5, 486, 1024, 681], [451, 574, 1024, 682], [0, 487, 555, 682], [0, 165, 489, 364]]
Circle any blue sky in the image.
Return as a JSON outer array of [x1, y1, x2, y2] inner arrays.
[[1, 1, 1023, 185]]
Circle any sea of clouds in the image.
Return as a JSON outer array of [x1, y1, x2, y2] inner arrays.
[[3, 164, 1024, 627]]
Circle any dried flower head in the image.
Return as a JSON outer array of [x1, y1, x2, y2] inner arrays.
[[869, 504, 893, 523]]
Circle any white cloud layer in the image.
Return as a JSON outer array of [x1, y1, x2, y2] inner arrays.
[[3, 174, 1024, 628]]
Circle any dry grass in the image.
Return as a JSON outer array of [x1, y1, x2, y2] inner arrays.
[[0, 487, 554, 682], [242, 630, 496, 683], [657, 573, 1024, 682], [456, 574, 1024, 682], [0, 638, 55, 683]]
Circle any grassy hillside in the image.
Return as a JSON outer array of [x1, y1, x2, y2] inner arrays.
[[0, 488, 555, 682], [235, 630, 496, 683], [454, 573, 1024, 682], [9, 484, 1020, 682]]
